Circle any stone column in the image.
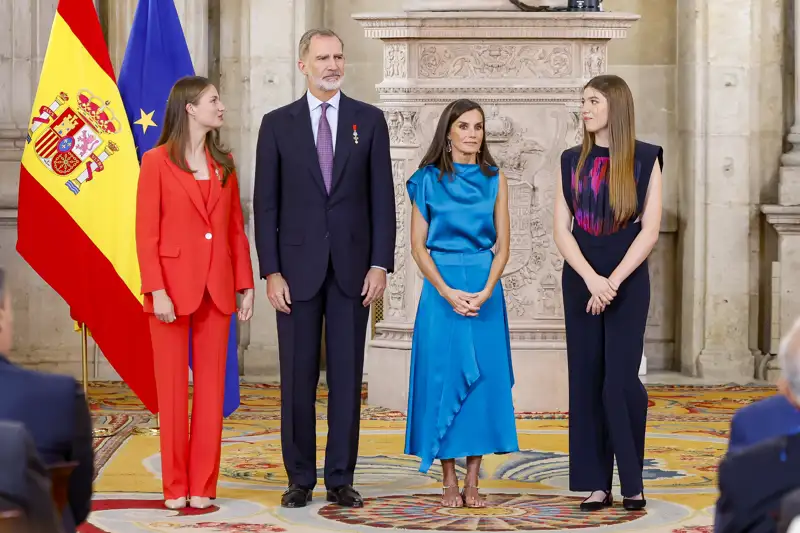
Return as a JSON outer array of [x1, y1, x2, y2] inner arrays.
[[761, 0, 800, 380], [220, 0, 323, 379], [676, 0, 778, 381], [355, 7, 639, 412]]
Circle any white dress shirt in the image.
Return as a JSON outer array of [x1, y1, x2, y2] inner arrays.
[[307, 90, 340, 154], [306, 90, 386, 273]]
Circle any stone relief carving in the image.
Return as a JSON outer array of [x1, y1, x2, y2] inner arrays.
[[384, 109, 419, 147], [471, 106, 571, 319], [537, 272, 564, 318], [387, 159, 408, 319], [385, 44, 407, 78], [583, 43, 605, 79], [377, 86, 584, 96], [418, 44, 572, 79], [569, 111, 584, 146]]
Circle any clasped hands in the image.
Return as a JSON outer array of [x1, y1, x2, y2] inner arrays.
[[442, 287, 491, 317], [585, 273, 619, 315]]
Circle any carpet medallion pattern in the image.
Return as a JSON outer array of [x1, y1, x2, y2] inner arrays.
[[81, 382, 773, 533]]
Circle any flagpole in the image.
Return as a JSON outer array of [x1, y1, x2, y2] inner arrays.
[[81, 324, 114, 438]]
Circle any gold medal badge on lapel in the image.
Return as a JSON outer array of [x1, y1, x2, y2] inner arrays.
[[352, 124, 359, 145]]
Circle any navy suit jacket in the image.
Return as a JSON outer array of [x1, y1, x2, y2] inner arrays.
[[0, 356, 93, 532], [716, 433, 800, 533], [0, 421, 63, 533], [728, 395, 800, 453], [715, 394, 800, 532], [253, 92, 396, 301]]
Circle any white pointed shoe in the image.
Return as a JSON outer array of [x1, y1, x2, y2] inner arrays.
[[189, 496, 212, 509], [164, 497, 186, 510]]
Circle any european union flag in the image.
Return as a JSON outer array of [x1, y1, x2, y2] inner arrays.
[[119, 0, 240, 417]]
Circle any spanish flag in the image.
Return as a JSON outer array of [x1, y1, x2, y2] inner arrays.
[[17, 0, 158, 412]]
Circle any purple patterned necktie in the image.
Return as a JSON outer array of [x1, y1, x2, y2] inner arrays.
[[317, 102, 333, 194]]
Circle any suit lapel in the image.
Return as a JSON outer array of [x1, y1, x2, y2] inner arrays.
[[164, 157, 211, 225], [331, 93, 356, 194], [291, 96, 328, 197], [205, 150, 223, 215]]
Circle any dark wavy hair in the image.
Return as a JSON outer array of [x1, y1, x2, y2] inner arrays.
[[418, 99, 497, 179]]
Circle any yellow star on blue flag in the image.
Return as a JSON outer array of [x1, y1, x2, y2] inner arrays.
[[134, 109, 157, 135]]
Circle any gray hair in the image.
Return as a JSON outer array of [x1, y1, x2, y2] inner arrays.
[[779, 316, 800, 397], [298, 29, 344, 59]]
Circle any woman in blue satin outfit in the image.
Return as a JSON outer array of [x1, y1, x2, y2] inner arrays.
[[404, 99, 519, 509]]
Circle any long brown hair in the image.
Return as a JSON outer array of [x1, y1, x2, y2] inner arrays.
[[418, 99, 497, 179], [574, 75, 637, 224], [156, 76, 235, 184]]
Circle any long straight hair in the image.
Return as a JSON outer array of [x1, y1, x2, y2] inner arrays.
[[574, 75, 637, 224], [156, 76, 235, 185], [418, 99, 497, 179]]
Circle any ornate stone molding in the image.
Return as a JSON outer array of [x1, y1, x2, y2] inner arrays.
[[386, 159, 408, 319], [354, 12, 640, 41], [373, 322, 568, 346], [0, 128, 26, 162], [0, 209, 19, 227], [762, 205, 800, 234]]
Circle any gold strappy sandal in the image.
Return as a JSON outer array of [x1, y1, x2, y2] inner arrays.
[[441, 483, 463, 508], [461, 484, 487, 508]]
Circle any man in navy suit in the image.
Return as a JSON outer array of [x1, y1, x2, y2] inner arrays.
[[715, 316, 800, 532], [253, 28, 396, 508], [728, 318, 800, 454], [0, 421, 63, 533], [0, 268, 94, 532], [716, 433, 800, 533]]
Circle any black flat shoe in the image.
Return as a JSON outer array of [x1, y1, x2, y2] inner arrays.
[[580, 490, 612, 512], [281, 485, 313, 508], [622, 494, 646, 511], [326, 485, 364, 507]]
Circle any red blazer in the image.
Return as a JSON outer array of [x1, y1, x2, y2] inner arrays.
[[136, 145, 254, 316]]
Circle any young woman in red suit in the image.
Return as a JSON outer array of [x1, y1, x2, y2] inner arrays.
[[136, 76, 255, 510]]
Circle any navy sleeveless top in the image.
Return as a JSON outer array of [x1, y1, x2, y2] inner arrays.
[[560, 140, 663, 237]]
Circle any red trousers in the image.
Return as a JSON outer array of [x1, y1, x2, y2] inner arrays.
[[149, 291, 230, 500]]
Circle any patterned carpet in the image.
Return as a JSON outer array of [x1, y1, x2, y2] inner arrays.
[[81, 382, 775, 533]]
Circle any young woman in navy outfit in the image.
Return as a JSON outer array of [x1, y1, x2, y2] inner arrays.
[[554, 75, 663, 512]]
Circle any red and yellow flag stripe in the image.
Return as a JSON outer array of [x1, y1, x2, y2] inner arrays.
[[17, 0, 157, 412]]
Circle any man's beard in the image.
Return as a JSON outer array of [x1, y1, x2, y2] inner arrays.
[[311, 72, 344, 92]]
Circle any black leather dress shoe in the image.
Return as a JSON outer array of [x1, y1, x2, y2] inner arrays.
[[326, 485, 364, 507], [281, 485, 313, 508]]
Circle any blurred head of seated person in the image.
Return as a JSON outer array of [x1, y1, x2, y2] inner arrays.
[[0, 268, 94, 533], [0, 420, 63, 533], [778, 488, 800, 533], [726, 316, 800, 454]]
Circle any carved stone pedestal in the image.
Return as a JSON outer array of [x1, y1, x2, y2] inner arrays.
[[354, 9, 639, 413], [762, 202, 800, 380]]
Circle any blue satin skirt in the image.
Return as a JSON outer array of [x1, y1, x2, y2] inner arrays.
[[404, 250, 519, 472]]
